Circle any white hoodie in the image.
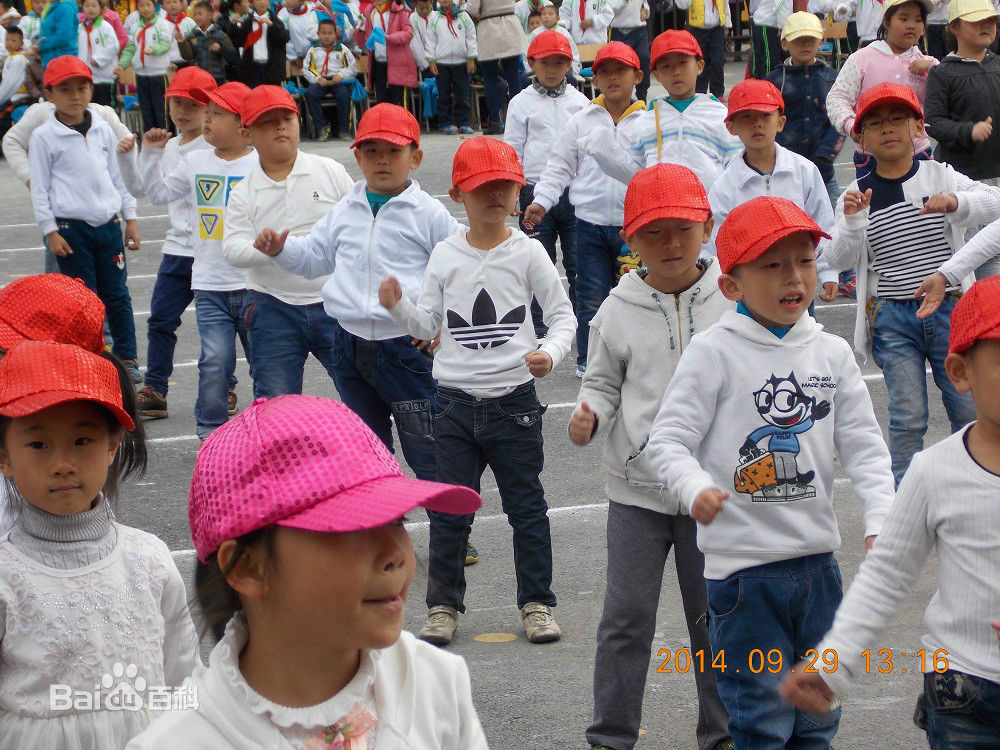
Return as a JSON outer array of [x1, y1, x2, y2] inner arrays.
[[503, 82, 589, 183], [125, 615, 490, 750], [646, 310, 894, 580], [425, 9, 478, 65], [577, 262, 734, 514]]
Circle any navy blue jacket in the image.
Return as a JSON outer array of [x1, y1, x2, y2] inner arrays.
[[766, 59, 843, 164]]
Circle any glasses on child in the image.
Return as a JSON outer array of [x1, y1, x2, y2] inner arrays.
[[861, 114, 911, 131]]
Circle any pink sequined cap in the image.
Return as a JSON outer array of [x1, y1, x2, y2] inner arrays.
[[189, 395, 482, 562]]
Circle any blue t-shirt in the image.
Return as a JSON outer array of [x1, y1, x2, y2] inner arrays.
[[367, 190, 393, 216], [737, 300, 792, 339]]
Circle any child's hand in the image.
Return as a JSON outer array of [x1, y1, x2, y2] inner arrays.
[[125, 220, 140, 252], [46, 231, 73, 257], [254, 227, 289, 256], [428, 61, 438, 76], [920, 193, 959, 214], [780, 668, 838, 715], [113, 65, 126, 77], [317, 75, 329, 86], [582, 17, 593, 29], [378, 275, 402, 309], [819, 281, 838, 302], [865, 534, 876, 552], [568, 402, 597, 445], [909, 58, 933, 75], [525, 350, 553, 377], [843, 188, 872, 216], [972, 116, 993, 142], [142, 128, 172, 148], [330, 74, 342, 84], [209, 41, 221, 52], [691, 487, 728, 525], [522, 203, 546, 231], [117, 134, 137, 152], [914, 271, 949, 318], [466, 58, 475, 74]]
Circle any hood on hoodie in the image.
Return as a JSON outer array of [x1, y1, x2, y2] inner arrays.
[[609, 258, 723, 310], [712, 305, 824, 349]]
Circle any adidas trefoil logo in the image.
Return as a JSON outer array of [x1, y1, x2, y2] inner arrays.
[[447, 288, 525, 350], [312, 190, 320, 199]]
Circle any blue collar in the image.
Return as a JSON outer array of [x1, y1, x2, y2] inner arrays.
[[737, 300, 792, 339]]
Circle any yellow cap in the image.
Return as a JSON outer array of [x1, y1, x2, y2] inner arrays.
[[948, 0, 1000, 23], [781, 11, 824, 40], [883, 0, 934, 16]]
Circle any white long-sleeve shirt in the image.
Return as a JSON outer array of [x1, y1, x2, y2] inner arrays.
[[302, 43, 357, 82], [504, 82, 589, 183], [163, 12, 197, 63], [388, 228, 575, 393], [559, 0, 619, 44], [29, 112, 137, 237], [938, 213, 1000, 284], [80, 18, 124, 84], [279, 6, 320, 59], [817, 426, 1000, 698], [0, 52, 28, 106], [426, 9, 477, 65], [410, 11, 432, 68], [752, 0, 792, 27], [224, 151, 355, 305], [646, 310, 895, 580]]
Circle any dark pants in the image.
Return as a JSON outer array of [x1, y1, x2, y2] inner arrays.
[[372, 59, 404, 104], [436, 62, 471, 128], [427, 382, 554, 612], [749, 22, 785, 79], [193, 289, 250, 439], [304, 81, 352, 136], [519, 183, 577, 333], [846, 20, 859, 53], [611, 26, 650, 102], [145, 254, 194, 396], [92, 82, 114, 107], [689, 24, 726, 98], [54, 217, 137, 361], [480, 54, 522, 125], [926, 23, 948, 60], [329, 320, 436, 481], [575, 217, 623, 367], [924, 671, 1000, 749], [136, 73, 166, 131]]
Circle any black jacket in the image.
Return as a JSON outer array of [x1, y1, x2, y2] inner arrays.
[[180, 25, 239, 84], [229, 11, 289, 87], [925, 52, 1000, 180]]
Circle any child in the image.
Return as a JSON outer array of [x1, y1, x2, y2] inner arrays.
[[526, 8, 542, 32], [232, 0, 289, 87], [115, 0, 173, 130], [426, 0, 477, 135], [570, 163, 733, 750], [707, 79, 840, 302], [765, 11, 844, 208], [223, 85, 355, 398], [748, 0, 791, 79], [161, 0, 197, 69], [138, 81, 257, 439], [78, 0, 119, 106], [378, 136, 575, 646], [410, 0, 433, 72], [826, 0, 938, 179], [0, 26, 29, 138], [505, 30, 588, 334], [825, 83, 1000, 485], [278, 0, 319, 61], [18, 0, 42, 46], [302, 18, 356, 140], [37, 0, 77, 67], [646, 195, 896, 750], [523, 41, 647, 378], [559, 0, 616, 45], [118, 66, 216, 421], [0, 339, 197, 750], [0, 0, 21, 30], [674, 0, 730, 98], [252, 103, 457, 482], [182, 0, 239, 85], [524, 4, 582, 80], [356, 0, 416, 106], [781, 276, 1000, 748], [29, 56, 141, 379], [124, 394, 489, 750], [515, 0, 552, 31]]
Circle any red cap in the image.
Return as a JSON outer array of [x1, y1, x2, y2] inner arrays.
[[241, 84, 300, 125], [452, 136, 525, 192], [726, 78, 784, 121], [0, 340, 134, 431], [201, 81, 252, 114], [165, 65, 217, 103], [593, 41, 641, 72], [351, 102, 421, 148], [43, 55, 93, 88], [852, 82, 923, 135], [949, 276, 1000, 353], [0, 274, 106, 353], [650, 29, 703, 67], [716, 196, 830, 274], [527, 30, 573, 60], [623, 164, 711, 236]]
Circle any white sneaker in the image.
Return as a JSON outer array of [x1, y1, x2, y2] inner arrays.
[[418, 605, 459, 646], [575, 363, 586, 379], [521, 602, 561, 643]]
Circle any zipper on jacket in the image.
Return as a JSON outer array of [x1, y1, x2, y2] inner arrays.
[[674, 295, 683, 353], [366, 212, 377, 340]]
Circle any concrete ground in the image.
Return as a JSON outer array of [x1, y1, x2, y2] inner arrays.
[[0, 60, 951, 748]]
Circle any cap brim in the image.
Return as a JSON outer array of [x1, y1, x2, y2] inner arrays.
[[275, 475, 483, 534], [243, 102, 300, 126], [651, 50, 701, 67], [45, 73, 93, 88], [624, 205, 711, 236], [955, 8, 1000, 21], [454, 170, 526, 192], [528, 50, 573, 60], [951, 325, 1000, 353], [853, 96, 922, 133], [165, 89, 204, 103], [0, 389, 135, 431], [728, 225, 832, 273], [726, 103, 783, 121], [205, 90, 240, 114], [594, 56, 642, 71], [0, 322, 26, 350], [782, 29, 823, 41], [350, 131, 419, 148]]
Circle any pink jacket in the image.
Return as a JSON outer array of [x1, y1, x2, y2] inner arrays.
[[357, 3, 417, 89], [104, 8, 128, 50]]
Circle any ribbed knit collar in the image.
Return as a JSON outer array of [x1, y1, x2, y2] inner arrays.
[[17, 493, 112, 544]]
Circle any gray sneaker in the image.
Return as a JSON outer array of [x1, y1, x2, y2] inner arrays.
[[417, 605, 459, 646], [521, 602, 561, 643]]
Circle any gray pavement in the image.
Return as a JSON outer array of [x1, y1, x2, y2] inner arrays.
[[0, 62, 951, 748]]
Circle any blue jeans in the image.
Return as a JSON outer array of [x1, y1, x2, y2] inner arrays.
[[519, 183, 577, 333], [193, 290, 251, 439], [870, 296, 977, 486], [707, 553, 843, 750], [924, 671, 1000, 749], [136, 74, 166, 131], [145, 254, 194, 396], [54, 217, 137, 361], [303, 81, 351, 136], [816, 159, 841, 209], [436, 62, 471, 128], [244, 290, 338, 398], [427, 382, 554, 611], [328, 321, 436, 481], [479, 54, 522, 125], [575, 218, 623, 367]]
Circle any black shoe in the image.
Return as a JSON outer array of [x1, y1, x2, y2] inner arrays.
[[464, 541, 478, 565], [481, 121, 504, 135]]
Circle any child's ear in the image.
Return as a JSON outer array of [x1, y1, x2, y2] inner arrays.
[[913, 117, 926, 138], [696, 58, 705, 76], [718, 272, 744, 302], [725, 118, 738, 136], [218, 539, 271, 599], [944, 351, 972, 393], [448, 186, 464, 203], [777, 112, 786, 133], [702, 216, 714, 243], [409, 146, 424, 170], [0, 446, 13, 479], [780, 39, 790, 52], [105, 430, 123, 469]]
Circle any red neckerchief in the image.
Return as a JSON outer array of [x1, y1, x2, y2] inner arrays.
[[244, 13, 267, 49], [288, 4, 309, 14], [137, 18, 157, 66], [82, 18, 95, 58], [320, 46, 334, 74], [166, 12, 186, 41], [579, 0, 586, 24], [374, 2, 389, 32], [444, 9, 457, 36]]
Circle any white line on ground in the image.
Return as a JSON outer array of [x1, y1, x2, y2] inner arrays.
[[3, 214, 170, 230]]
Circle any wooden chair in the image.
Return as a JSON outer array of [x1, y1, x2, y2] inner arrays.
[[576, 44, 602, 99], [115, 67, 143, 134], [822, 21, 849, 69]]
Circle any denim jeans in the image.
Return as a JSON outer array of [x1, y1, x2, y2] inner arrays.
[[427, 382, 554, 611], [707, 553, 843, 750], [436, 62, 471, 128], [145, 254, 194, 396], [575, 218, 624, 367], [816, 159, 841, 209], [54, 217, 137, 361], [328, 320, 436, 481], [303, 81, 352, 136], [479, 54, 522, 125], [870, 296, 977, 486], [136, 74, 166, 131], [611, 26, 650, 102], [244, 290, 338, 398], [924, 670, 1000, 749], [193, 290, 251, 439], [519, 184, 577, 332]]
